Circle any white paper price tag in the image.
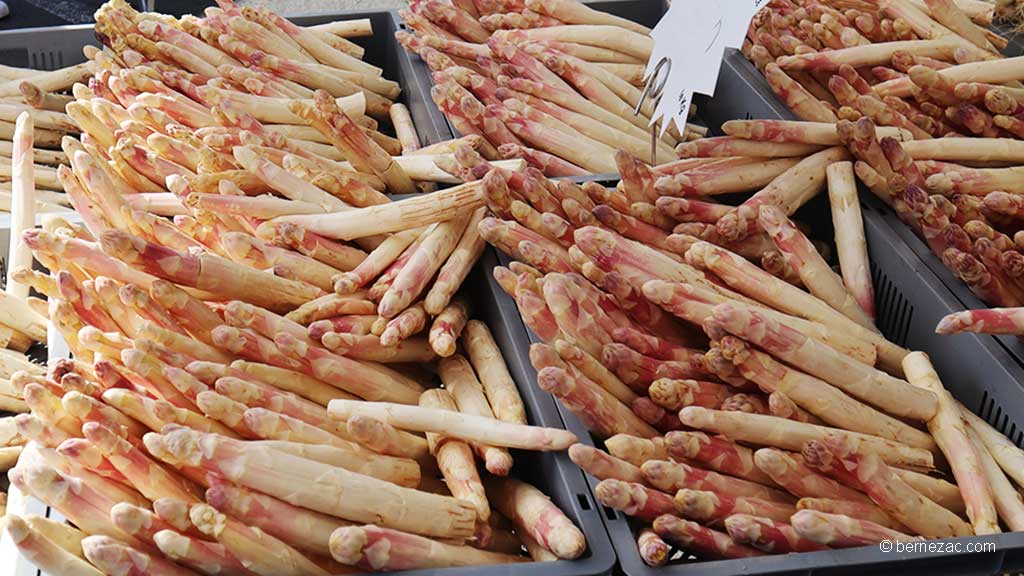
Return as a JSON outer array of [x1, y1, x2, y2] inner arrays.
[[642, 0, 770, 137]]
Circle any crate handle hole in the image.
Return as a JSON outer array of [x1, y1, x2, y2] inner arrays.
[[576, 492, 592, 511], [602, 505, 617, 522]]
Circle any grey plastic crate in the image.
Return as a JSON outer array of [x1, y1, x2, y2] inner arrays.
[[481, 175, 1024, 574], [706, 47, 1024, 416], [0, 10, 452, 148]]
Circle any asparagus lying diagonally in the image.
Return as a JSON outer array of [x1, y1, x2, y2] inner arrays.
[[742, 0, 1024, 145], [471, 135, 1024, 565], [393, 0, 711, 176]]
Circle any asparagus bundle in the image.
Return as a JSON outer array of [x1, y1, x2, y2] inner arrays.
[[394, 0, 709, 175], [740, 0, 1024, 148], [470, 137, 1024, 564]]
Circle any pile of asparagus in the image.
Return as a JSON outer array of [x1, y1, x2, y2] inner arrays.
[[4, 178, 591, 573], [473, 121, 1024, 563], [0, 2, 606, 574], [395, 0, 707, 175], [741, 0, 1024, 141], [0, 64, 85, 212]]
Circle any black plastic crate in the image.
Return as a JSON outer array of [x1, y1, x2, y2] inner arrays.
[[481, 175, 1024, 574], [706, 46, 1024, 406], [463, 250, 617, 576]]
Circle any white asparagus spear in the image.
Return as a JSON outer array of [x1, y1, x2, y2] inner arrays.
[[6, 112, 34, 300]]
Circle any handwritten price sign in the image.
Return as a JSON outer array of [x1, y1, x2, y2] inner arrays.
[[643, 0, 770, 137]]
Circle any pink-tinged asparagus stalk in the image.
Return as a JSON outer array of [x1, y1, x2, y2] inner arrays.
[[145, 427, 477, 539], [664, 431, 777, 487], [227, 359, 359, 406], [378, 302, 428, 346], [334, 229, 421, 294], [604, 434, 667, 467], [110, 502, 185, 548], [275, 332, 425, 403], [322, 332, 435, 363], [721, 119, 911, 144], [753, 448, 870, 502], [344, 414, 432, 468], [936, 307, 1024, 334], [83, 535, 198, 576], [827, 161, 876, 318], [677, 137, 823, 159], [273, 181, 483, 240], [258, 221, 368, 273], [962, 416, 1023, 529], [121, 349, 198, 411], [242, 405, 358, 450], [960, 405, 1024, 489], [568, 443, 643, 483], [61, 390, 149, 440], [724, 514, 828, 553], [653, 515, 764, 559], [716, 335, 935, 450], [290, 92, 413, 192], [641, 458, 793, 504], [636, 528, 669, 567], [680, 406, 934, 469], [309, 315, 377, 339], [379, 212, 470, 318], [768, 391, 825, 424], [533, 348, 657, 438], [5, 515, 104, 576], [796, 497, 910, 531], [187, 502, 331, 576], [205, 481, 350, 558], [55, 437, 130, 485], [6, 112, 34, 300], [15, 413, 70, 447], [219, 232, 341, 293], [119, 285, 188, 338], [330, 525, 526, 570], [148, 281, 224, 346], [555, 338, 637, 405], [56, 272, 121, 333], [420, 388, 490, 521], [285, 295, 376, 325], [686, 242, 907, 374], [712, 303, 934, 420], [153, 528, 254, 576], [763, 64, 838, 122], [486, 475, 585, 559], [648, 378, 731, 410], [10, 463, 148, 549], [425, 207, 487, 314], [329, 397, 577, 450], [790, 510, 919, 547], [675, 488, 796, 525], [820, 433, 972, 537], [715, 147, 849, 242], [440, 355, 514, 475], [462, 319, 527, 425], [100, 230, 322, 313], [903, 352, 999, 534], [23, 383, 83, 438], [425, 299, 467, 358]]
